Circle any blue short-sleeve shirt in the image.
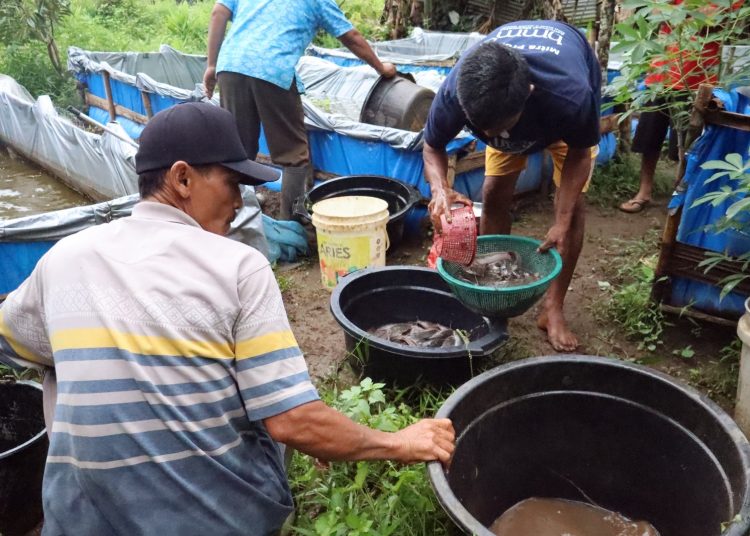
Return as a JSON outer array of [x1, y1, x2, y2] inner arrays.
[[216, 0, 354, 91], [424, 20, 601, 154]]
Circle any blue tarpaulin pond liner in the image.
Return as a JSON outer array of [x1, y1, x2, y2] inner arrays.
[[666, 88, 750, 317], [68, 45, 616, 237], [0, 72, 305, 294], [0, 189, 304, 295]]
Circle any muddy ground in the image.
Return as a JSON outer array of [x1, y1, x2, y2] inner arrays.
[[259, 187, 739, 411]]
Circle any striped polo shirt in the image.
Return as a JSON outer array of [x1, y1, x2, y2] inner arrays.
[[0, 201, 319, 535]]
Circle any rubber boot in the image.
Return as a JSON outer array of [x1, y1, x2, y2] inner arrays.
[[280, 164, 313, 221]]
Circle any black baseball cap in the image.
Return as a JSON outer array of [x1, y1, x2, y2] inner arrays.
[[135, 102, 280, 186]]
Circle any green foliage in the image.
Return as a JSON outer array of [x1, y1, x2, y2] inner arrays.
[[273, 264, 295, 294], [609, 0, 750, 132], [687, 339, 741, 403], [0, 363, 43, 382], [289, 378, 452, 536], [0, 0, 213, 102], [692, 148, 750, 300], [0, 0, 71, 72], [600, 234, 666, 352], [0, 0, 384, 102], [314, 0, 386, 47], [0, 42, 77, 103]]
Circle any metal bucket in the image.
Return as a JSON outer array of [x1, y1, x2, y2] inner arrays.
[[359, 73, 435, 132]]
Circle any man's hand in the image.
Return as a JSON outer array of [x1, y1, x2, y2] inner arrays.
[[538, 223, 569, 257], [428, 187, 472, 232], [379, 62, 397, 78], [391, 418, 455, 467], [203, 67, 217, 99]]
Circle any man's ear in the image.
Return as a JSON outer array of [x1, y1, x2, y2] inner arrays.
[[168, 161, 192, 199]]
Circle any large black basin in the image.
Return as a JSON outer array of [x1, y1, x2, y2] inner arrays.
[[330, 266, 507, 385], [295, 175, 422, 249], [0, 380, 48, 535], [428, 356, 750, 536]]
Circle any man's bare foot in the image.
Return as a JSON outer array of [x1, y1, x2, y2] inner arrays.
[[537, 309, 579, 352]]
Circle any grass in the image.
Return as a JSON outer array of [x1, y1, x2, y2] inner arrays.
[[587, 152, 676, 208]]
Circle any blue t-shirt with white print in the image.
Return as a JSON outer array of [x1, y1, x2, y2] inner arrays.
[[423, 20, 601, 154]]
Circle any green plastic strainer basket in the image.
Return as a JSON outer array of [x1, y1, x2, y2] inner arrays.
[[437, 235, 563, 318]]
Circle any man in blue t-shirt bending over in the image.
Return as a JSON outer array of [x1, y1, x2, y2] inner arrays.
[[423, 20, 601, 352]]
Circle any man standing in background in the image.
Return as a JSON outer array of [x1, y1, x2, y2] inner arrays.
[[204, 0, 397, 220]]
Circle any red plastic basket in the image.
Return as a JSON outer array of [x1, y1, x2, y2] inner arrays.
[[436, 205, 477, 266]]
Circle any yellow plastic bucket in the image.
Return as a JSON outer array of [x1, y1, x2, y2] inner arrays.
[[311, 196, 389, 290]]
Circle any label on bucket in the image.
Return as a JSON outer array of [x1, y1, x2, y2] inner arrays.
[[318, 232, 385, 288]]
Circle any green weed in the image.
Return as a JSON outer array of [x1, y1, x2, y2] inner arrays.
[[0, 363, 42, 382], [599, 233, 667, 352], [274, 268, 295, 294], [289, 378, 452, 536]]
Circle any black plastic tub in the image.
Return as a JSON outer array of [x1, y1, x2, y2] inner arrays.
[[295, 175, 422, 249], [330, 266, 507, 385], [428, 356, 750, 536], [0, 380, 48, 535]]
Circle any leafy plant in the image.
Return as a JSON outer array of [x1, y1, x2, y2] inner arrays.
[[600, 233, 667, 352], [289, 378, 452, 536], [0, 363, 42, 382], [314, 0, 388, 47], [673, 345, 695, 359], [0, 0, 71, 74], [692, 148, 750, 300], [609, 0, 750, 156]]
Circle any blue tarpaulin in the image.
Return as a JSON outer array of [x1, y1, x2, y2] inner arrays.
[[71, 46, 616, 239], [667, 88, 750, 317]]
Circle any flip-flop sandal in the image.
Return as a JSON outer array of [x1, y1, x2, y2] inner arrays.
[[619, 198, 651, 213]]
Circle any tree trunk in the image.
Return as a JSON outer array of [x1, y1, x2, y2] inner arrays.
[[596, 0, 616, 85], [542, 0, 568, 22], [521, 0, 568, 22], [381, 0, 412, 39], [46, 38, 63, 75]]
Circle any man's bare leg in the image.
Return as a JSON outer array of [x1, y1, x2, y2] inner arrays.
[[537, 193, 585, 352], [480, 172, 521, 236]]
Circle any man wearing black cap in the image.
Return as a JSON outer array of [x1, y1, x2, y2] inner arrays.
[[0, 102, 454, 535]]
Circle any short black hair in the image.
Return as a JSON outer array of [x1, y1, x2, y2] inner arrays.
[[457, 41, 531, 132], [138, 167, 168, 198]]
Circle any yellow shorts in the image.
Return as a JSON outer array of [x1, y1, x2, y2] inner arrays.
[[485, 140, 599, 193]]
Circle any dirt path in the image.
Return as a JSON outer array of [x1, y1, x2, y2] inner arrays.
[[275, 192, 738, 409]]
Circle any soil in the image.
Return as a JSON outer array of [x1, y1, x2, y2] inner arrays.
[[261, 187, 739, 410]]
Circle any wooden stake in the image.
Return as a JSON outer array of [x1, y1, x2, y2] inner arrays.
[[140, 91, 154, 119], [102, 71, 117, 123]]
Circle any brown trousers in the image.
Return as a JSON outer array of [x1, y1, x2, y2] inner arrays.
[[218, 72, 309, 167]]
